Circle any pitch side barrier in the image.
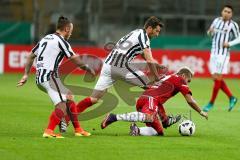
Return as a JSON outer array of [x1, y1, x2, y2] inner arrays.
[[1, 44, 240, 78]]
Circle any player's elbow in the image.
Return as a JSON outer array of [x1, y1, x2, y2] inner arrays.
[[187, 100, 195, 106]]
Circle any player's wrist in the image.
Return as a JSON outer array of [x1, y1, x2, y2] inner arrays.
[[199, 110, 204, 115]]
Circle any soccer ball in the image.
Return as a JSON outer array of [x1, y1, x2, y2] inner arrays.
[[178, 120, 196, 136]]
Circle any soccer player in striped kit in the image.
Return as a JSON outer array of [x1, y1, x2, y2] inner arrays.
[[74, 16, 166, 119], [17, 16, 95, 138], [203, 5, 238, 112]]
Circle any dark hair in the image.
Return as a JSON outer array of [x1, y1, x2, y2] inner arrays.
[[56, 16, 71, 31], [223, 4, 234, 12], [144, 16, 164, 29]]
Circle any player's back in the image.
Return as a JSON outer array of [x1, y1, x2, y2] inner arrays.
[[104, 29, 150, 68], [36, 34, 62, 71], [142, 74, 190, 104]]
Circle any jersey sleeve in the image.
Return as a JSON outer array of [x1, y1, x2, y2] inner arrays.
[[179, 84, 192, 95], [138, 29, 150, 49], [31, 43, 39, 56], [229, 36, 240, 47], [177, 79, 192, 95], [58, 39, 75, 58], [210, 18, 219, 29], [231, 22, 240, 39]]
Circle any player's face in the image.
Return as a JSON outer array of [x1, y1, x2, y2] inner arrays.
[[221, 7, 233, 20], [65, 23, 73, 40], [182, 75, 192, 84], [149, 25, 161, 38]]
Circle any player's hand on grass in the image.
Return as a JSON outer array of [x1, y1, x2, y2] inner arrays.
[[17, 74, 28, 87], [223, 42, 230, 48], [200, 110, 208, 120]]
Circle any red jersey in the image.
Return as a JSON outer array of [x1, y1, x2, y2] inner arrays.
[[141, 74, 192, 104]]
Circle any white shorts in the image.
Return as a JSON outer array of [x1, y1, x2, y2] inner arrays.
[[94, 63, 149, 91], [209, 54, 230, 74], [37, 77, 69, 105]]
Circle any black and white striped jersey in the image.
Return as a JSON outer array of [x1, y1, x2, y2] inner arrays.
[[104, 29, 150, 67], [210, 17, 240, 55], [31, 33, 75, 84]]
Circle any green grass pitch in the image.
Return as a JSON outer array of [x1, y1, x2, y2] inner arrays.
[[0, 74, 240, 160]]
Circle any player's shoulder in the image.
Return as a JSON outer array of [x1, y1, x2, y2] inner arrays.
[[43, 34, 56, 40], [213, 17, 222, 23], [230, 20, 239, 27], [169, 74, 187, 85], [133, 28, 143, 32], [133, 28, 146, 35]]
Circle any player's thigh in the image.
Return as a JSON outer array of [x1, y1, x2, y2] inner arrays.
[[123, 64, 149, 86], [94, 64, 116, 91], [141, 97, 158, 115], [38, 81, 67, 106], [136, 97, 147, 111], [210, 54, 230, 74]]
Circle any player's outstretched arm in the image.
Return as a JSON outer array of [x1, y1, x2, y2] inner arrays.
[[69, 55, 95, 76], [142, 48, 160, 81], [17, 52, 36, 87], [207, 27, 214, 37], [184, 94, 208, 120], [223, 36, 240, 48]]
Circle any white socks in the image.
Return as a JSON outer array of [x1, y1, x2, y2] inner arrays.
[[116, 112, 146, 122], [139, 127, 158, 136]]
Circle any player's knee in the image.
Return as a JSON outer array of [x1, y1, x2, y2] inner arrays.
[[90, 97, 99, 104], [157, 131, 164, 136], [55, 102, 67, 115], [145, 113, 154, 122]]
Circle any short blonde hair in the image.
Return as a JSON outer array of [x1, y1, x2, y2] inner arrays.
[[176, 66, 194, 78]]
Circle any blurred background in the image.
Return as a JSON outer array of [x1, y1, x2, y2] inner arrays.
[[0, 0, 240, 49]]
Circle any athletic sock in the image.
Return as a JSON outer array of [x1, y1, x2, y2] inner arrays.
[[67, 100, 80, 129], [210, 80, 222, 104], [139, 127, 158, 136], [116, 112, 146, 122], [47, 108, 64, 131], [76, 97, 93, 113], [220, 80, 233, 98]]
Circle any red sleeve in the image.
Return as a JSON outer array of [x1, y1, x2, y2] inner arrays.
[[177, 78, 192, 95]]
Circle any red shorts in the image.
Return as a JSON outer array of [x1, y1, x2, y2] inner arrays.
[[136, 96, 163, 135], [136, 96, 158, 115]]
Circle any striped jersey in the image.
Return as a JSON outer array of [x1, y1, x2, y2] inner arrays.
[[210, 17, 240, 55], [31, 33, 75, 84], [104, 29, 150, 67]]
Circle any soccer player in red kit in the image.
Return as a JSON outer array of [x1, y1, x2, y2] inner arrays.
[[101, 67, 208, 136]]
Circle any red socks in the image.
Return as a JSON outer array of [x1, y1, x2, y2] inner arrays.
[[76, 97, 93, 113], [221, 80, 233, 98], [210, 80, 222, 104], [46, 98, 90, 131], [66, 100, 80, 129], [210, 79, 233, 104], [47, 108, 64, 130]]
